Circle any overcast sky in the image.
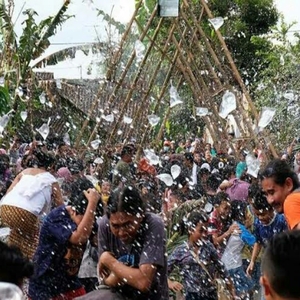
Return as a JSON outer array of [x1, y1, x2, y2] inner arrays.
[[10, 0, 300, 78]]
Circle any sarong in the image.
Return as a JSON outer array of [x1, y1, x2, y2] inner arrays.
[[0, 205, 39, 259]]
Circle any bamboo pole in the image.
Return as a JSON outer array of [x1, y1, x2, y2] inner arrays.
[[155, 76, 184, 145], [85, 5, 159, 148], [199, 0, 278, 158], [75, 0, 144, 148], [106, 9, 163, 144], [138, 52, 180, 154], [182, 0, 230, 83], [125, 21, 178, 140]]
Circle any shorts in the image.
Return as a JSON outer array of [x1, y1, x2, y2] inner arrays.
[[228, 266, 254, 296]]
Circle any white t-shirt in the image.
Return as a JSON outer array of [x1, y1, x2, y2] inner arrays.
[[0, 172, 57, 216]]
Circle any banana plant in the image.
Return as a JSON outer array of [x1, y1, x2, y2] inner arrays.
[[0, 0, 72, 114]]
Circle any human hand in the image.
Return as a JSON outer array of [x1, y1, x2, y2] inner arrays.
[[228, 223, 240, 235], [168, 280, 183, 292], [246, 261, 254, 277], [98, 251, 115, 278], [84, 188, 100, 205]]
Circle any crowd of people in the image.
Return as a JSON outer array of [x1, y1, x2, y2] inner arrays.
[[0, 134, 300, 300]]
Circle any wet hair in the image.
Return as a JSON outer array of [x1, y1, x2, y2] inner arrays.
[[32, 148, 56, 169], [213, 191, 230, 206], [222, 165, 236, 180], [230, 200, 247, 223], [184, 152, 194, 163], [248, 183, 272, 211], [106, 186, 145, 218], [260, 159, 300, 190], [68, 158, 85, 175], [206, 174, 222, 192], [121, 145, 134, 157], [0, 154, 9, 172], [69, 177, 103, 217], [0, 241, 34, 286], [262, 230, 300, 298], [186, 211, 208, 235]]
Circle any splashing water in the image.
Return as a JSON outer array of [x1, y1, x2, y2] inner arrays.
[[170, 85, 183, 108], [208, 17, 224, 30], [20, 111, 28, 122], [91, 139, 101, 150], [258, 107, 276, 128], [196, 107, 209, 117], [219, 91, 236, 119], [147, 114, 160, 126]]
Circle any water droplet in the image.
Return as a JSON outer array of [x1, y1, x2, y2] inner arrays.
[[147, 114, 160, 126], [209, 17, 224, 30], [219, 91, 236, 119], [36, 123, 50, 140], [91, 139, 101, 150], [170, 85, 183, 108], [20, 111, 28, 122]]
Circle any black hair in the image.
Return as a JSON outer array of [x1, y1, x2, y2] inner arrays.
[[184, 152, 194, 163], [106, 186, 145, 218], [213, 191, 230, 206], [186, 211, 208, 235], [121, 145, 134, 157], [262, 230, 300, 298], [0, 241, 34, 286], [206, 174, 222, 192], [69, 177, 103, 217], [68, 158, 85, 175], [230, 200, 247, 223], [32, 148, 56, 169], [222, 165, 236, 180], [0, 154, 9, 173], [248, 183, 272, 211], [260, 159, 300, 190]]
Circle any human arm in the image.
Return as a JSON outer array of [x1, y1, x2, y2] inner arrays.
[[246, 242, 262, 276], [168, 279, 183, 292], [240, 224, 256, 246], [5, 172, 22, 194], [218, 180, 233, 191], [99, 251, 157, 293], [211, 223, 240, 246], [69, 188, 100, 245], [52, 182, 63, 206]]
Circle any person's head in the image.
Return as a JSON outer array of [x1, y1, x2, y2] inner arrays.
[[101, 180, 111, 194], [32, 148, 56, 169], [214, 192, 231, 219], [249, 183, 274, 225], [106, 186, 145, 244], [120, 145, 134, 163], [230, 200, 248, 224], [193, 151, 202, 164], [261, 230, 300, 300], [205, 150, 212, 163], [186, 211, 209, 245], [0, 154, 9, 173], [0, 241, 34, 288], [222, 165, 236, 180], [183, 152, 194, 168], [68, 177, 103, 223], [260, 159, 300, 213]]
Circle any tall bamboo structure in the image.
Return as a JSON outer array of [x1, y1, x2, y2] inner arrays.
[[78, 0, 277, 158]]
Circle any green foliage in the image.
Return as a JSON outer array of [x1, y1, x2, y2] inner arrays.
[[0, 0, 71, 137], [208, 0, 279, 83], [252, 19, 300, 150], [0, 86, 10, 114]]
